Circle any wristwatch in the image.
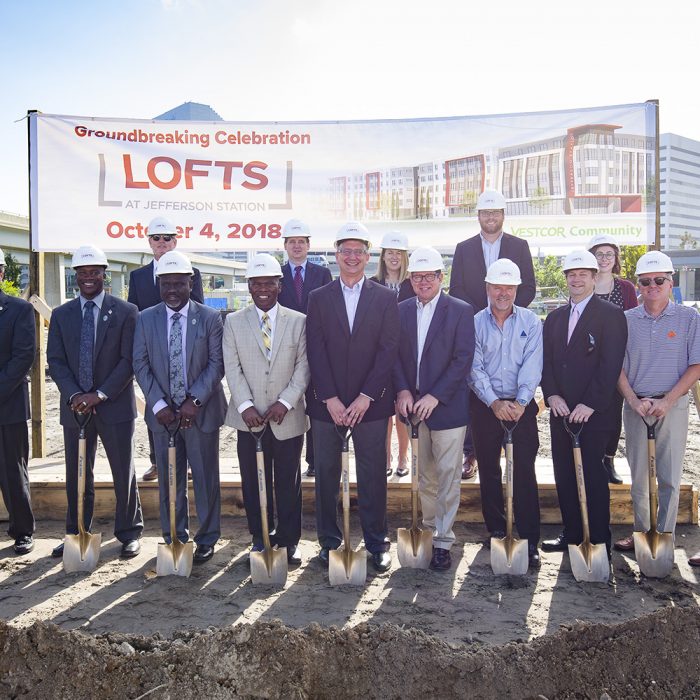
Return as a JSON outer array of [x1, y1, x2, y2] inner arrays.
[[191, 396, 203, 407], [517, 398, 528, 407], [96, 390, 108, 402]]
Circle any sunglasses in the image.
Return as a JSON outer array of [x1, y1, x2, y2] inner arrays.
[[638, 276, 670, 287], [150, 235, 174, 242]]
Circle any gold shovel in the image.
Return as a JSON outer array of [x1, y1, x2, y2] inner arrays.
[[563, 419, 609, 583], [156, 418, 193, 577], [329, 426, 367, 586], [249, 425, 288, 586], [397, 415, 432, 569], [63, 411, 102, 573], [633, 416, 674, 578], [491, 419, 529, 576]]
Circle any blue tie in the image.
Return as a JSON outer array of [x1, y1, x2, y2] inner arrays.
[[169, 312, 186, 407], [78, 301, 95, 392]]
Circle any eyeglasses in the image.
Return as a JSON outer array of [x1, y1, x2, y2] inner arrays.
[[594, 251, 615, 260], [150, 235, 174, 242], [410, 273, 440, 283], [478, 210, 503, 218], [337, 247, 367, 257], [638, 276, 670, 287]]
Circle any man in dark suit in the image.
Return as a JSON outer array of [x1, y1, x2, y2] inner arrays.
[[394, 247, 474, 571], [541, 250, 627, 555], [449, 189, 536, 479], [306, 221, 399, 573], [277, 218, 332, 478], [0, 248, 36, 555], [48, 246, 143, 559], [133, 250, 227, 564], [127, 216, 204, 481]]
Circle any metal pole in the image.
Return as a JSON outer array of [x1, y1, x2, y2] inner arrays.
[[27, 109, 46, 458]]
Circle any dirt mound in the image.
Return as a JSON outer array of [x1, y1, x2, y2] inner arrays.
[[1, 606, 698, 699]]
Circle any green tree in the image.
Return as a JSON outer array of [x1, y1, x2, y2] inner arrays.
[[0, 279, 20, 296], [533, 255, 567, 298], [529, 186, 551, 212], [619, 244, 647, 281], [461, 189, 477, 214], [3, 252, 22, 287], [680, 232, 697, 250]]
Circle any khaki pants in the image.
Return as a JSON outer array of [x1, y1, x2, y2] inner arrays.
[[417, 423, 466, 550], [623, 394, 689, 533]]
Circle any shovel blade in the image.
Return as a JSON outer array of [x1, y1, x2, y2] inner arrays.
[[329, 546, 367, 586], [63, 532, 102, 573], [633, 531, 674, 578], [397, 527, 433, 569], [568, 542, 609, 583], [250, 547, 288, 586], [491, 536, 529, 576], [156, 540, 194, 578]]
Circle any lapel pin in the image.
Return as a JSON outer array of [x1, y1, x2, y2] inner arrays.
[[192, 318, 197, 325], [102, 315, 108, 322]]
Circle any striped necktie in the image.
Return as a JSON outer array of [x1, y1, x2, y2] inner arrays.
[[261, 312, 272, 359]]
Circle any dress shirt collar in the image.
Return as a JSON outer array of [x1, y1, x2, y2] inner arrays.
[[79, 290, 105, 311], [340, 277, 364, 293], [416, 292, 441, 312], [255, 303, 279, 325], [480, 232, 503, 247], [569, 291, 594, 315], [166, 302, 189, 320]]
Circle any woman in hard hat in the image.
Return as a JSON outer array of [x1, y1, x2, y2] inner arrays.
[[372, 232, 415, 477], [588, 234, 638, 485]]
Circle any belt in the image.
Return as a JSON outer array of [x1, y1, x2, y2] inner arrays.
[[635, 394, 665, 400]]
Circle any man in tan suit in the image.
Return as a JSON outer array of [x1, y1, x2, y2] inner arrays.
[[223, 253, 310, 565]]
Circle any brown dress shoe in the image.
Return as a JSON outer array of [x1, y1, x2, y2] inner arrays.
[[462, 453, 477, 480], [142, 465, 158, 481], [614, 535, 635, 551]]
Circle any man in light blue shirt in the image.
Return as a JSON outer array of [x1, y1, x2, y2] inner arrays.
[[470, 259, 543, 568]]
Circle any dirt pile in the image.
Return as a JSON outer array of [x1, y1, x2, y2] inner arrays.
[[2, 606, 698, 699]]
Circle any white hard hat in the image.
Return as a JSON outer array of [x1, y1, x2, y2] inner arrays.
[[72, 245, 108, 268], [282, 219, 310, 238], [147, 216, 177, 236], [635, 251, 674, 275], [485, 259, 522, 285], [379, 231, 408, 251], [562, 250, 599, 272], [335, 221, 370, 246], [245, 253, 283, 279], [407, 247, 444, 273], [587, 234, 619, 252], [155, 250, 194, 276], [0, 247, 5, 266], [476, 189, 506, 211]]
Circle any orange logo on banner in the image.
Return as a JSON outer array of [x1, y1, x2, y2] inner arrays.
[[668, 331, 677, 338]]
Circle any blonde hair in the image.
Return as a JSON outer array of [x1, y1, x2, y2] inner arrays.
[[376, 248, 409, 284]]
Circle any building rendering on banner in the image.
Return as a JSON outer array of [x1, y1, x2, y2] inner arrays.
[[326, 124, 655, 222]]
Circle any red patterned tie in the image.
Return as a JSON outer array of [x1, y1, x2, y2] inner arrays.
[[293, 265, 303, 303]]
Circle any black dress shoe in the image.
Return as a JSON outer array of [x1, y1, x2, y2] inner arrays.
[[13, 536, 34, 555], [193, 544, 214, 563], [287, 545, 302, 566], [528, 543, 541, 568], [318, 547, 334, 567], [482, 530, 505, 549], [120, 539, 141, 559], [603, 456, 623, 485], [52, 542, 64, 558], [371, 551, 392, 573], [429, 547, 452, 571], [541, 533, 567, 552]]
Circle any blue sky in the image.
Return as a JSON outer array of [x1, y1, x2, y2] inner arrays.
[[2, 0, 699, 217]]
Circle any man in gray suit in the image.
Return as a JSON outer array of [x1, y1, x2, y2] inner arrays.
[[133, 250, 227, 564], [223, 253, 310, 565], [48, 245, 143, 559]]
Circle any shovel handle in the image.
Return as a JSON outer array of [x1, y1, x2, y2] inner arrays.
[[335, 425, 353, 548], [572, 445, 593, 544], [72, 411, 93, 537], [251, 426, 272, 550], [642, 417, 660, 533], [408, 415, 422, 526]]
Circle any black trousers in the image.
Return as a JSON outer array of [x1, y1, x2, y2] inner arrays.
[[471, 398, 540, 544], [550, 416, 611, 549], [0, 422, 34, 539], [312, 417, 389, 554], [237, 430, 303, 548], [63, 416, 143, 543], [605, 390, 624, 457]]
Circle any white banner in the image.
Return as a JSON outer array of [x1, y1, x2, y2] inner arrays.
[[29, 103, 656, 252]]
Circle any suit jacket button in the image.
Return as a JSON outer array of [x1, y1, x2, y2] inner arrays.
[[562, 364, 567, 369]]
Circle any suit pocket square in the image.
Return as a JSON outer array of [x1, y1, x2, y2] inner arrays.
[[587, 333, 596, 353]]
